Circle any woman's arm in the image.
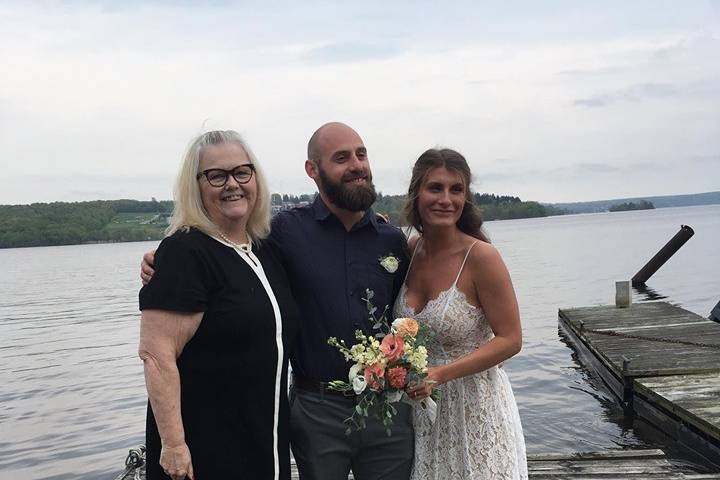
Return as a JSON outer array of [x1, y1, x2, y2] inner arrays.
[[408, 243, 522, 397], [139, 310, 203, 480]]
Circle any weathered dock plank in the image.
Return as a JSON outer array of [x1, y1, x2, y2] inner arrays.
[[118, 448, 718, 479], [295, 450, 696, 479], [558, 301, 720, 469], [528, 449, 678, 478], [635, 374, 720, 440], [559, 302, 720, 378]]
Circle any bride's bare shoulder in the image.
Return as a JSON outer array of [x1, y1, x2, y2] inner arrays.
[[467, 239, 503, 269]]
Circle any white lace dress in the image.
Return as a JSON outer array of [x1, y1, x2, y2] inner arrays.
[[393, 241, 528, 480]]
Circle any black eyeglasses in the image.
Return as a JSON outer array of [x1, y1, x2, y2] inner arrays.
[[197, 164, 255, 187]]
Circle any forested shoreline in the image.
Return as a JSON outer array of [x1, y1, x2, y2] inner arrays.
[[608, 200, 655, 212], [0, 194, 561, 249], [0, 199, 172, 248]]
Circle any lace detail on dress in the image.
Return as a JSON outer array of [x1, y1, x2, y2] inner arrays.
[[394, 275, 528, 479]]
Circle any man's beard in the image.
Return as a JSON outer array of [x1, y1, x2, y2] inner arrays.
[[318, 166, 377, 212]]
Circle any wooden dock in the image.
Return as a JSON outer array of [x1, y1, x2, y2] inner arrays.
[[559, 301, 720, 468], [527, 449, 720, 479], [294, 450, 720, 478], [117, 447, 720, 479]]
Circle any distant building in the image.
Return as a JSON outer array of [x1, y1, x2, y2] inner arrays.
[[271, 201, 310, 215]]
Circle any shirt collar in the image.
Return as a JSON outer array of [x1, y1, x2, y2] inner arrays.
[[312, 195, 379, 232]]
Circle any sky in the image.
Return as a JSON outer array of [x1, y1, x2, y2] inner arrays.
[[1, 0, 718, 205]]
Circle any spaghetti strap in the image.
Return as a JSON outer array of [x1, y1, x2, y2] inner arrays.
[[402, 237, 423, 285], [438, 239, 481, 339], [452, 240, 479, 287]]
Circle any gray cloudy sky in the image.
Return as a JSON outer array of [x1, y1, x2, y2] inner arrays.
[[1, 0, 718, 204]]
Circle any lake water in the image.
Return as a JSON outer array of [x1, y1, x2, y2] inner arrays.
[[1, 205, 719, 479]]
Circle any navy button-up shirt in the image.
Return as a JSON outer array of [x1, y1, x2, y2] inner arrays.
[[268, 196, 409, 383]]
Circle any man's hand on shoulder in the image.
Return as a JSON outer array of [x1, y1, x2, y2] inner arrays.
[[141, 249, 157, 285], [375, 212, 390, 224]]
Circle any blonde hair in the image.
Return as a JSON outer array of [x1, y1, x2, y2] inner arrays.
[[166, 130, 271, 242]]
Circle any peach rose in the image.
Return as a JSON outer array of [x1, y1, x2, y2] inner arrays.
[[364, 363, 385, 391], [387, 366, 408, 389], [380, 334, 405, 362], [393, 318, 419, 338]]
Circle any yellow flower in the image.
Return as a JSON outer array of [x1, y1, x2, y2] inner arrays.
[[407, 345, 428, 372]]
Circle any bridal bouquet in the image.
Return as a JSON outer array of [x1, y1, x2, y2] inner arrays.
[[327, 289, 438, 436]]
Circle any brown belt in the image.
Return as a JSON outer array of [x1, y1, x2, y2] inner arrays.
[[292, 373, 352, 398]]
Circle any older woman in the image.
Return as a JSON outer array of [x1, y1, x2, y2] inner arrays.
[[138, 130, 298, 480]]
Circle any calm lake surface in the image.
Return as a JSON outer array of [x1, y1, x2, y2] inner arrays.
[[1, 205, 719, 479]]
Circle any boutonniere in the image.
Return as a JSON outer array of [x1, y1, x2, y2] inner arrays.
[[379, 254, 400, 273]]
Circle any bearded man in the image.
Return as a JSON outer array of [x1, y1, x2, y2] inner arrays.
[[270, 122, 413, 480]]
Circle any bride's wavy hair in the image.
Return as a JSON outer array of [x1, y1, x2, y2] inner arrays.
[[403, 148, 489, 243]]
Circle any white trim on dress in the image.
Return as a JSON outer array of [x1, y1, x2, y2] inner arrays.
[[214, 236, 284, 480]]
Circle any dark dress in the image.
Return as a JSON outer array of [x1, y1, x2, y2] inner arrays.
[[139, 228, 299, 480]]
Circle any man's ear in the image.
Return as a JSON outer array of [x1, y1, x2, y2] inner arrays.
[[305, 160, 318, 179]]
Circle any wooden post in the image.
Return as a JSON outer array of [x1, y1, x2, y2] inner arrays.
[[615, 281, 631, 308], [621, 356, 633, 406]]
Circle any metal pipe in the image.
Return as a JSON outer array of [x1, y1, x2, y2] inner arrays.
[[710, 300, 720, 323], [631, 225, 694, 286]]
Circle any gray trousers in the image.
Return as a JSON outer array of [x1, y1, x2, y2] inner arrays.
[[290, 386, 414, 480]]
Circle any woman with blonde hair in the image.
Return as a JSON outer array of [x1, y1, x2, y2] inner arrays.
[[138, 130, 298, 479], [397, 148, 527, 479]]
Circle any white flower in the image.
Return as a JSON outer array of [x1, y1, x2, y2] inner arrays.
[[349, 364, 367, 394], [379, 255, 400, 273], [386, 390, 403, 403]]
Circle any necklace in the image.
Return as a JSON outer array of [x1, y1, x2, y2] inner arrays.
[[218, 231, 256, 267], [218, 232, 252, 252]]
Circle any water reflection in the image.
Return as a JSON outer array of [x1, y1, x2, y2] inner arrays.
[[633, 284, 669, 302]]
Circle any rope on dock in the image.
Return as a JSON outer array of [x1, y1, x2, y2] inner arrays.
[[584, 327, 720, 349], [112, 445, 146, 480]]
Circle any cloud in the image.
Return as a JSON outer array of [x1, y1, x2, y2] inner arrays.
[[650, 35, 720, 63], [574, 82, 679, 107], [573, 163, 621, 173], [555, 65, 629, 78], [302, 42, 402, 64], [688, 154, 719, 165], [1, 2, 718, 205]]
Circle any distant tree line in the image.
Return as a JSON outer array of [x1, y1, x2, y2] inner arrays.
[[0, 200, 169, 248], [271, 193, 315, 205], [608, 200, 655, 212], [1, 192, 565, 248]]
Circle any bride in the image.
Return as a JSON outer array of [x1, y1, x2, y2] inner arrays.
[[395, 148, 528, 479]]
